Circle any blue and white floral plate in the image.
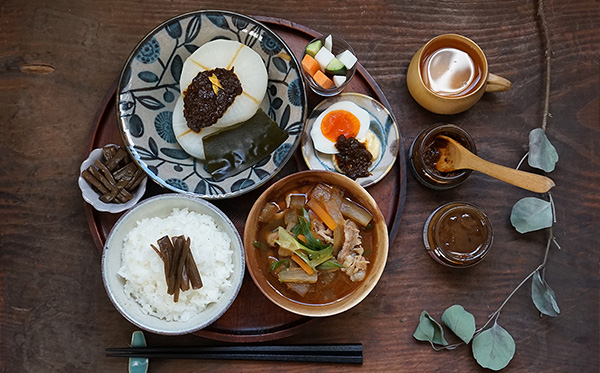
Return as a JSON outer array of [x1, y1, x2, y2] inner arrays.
[[116, 10, 307, 199], [301, 93, 399, 187]]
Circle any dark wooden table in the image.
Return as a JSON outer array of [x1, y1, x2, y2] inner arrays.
[[1, 1, 598, 372]]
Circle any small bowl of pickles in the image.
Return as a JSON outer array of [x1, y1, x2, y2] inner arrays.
[[78, 144, 147, 213], [300, 35, 358, 96]]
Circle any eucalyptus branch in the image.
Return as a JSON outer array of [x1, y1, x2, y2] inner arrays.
[[541, 227, 553, 279], [552, 237, 561, 250], [516, 152, 529, 171], [548, 192, 556, 223], [479, 262, 544, 330], [413, 2, 558, 369], [537, 0, 551, 131], [431, 342, 463, 351]]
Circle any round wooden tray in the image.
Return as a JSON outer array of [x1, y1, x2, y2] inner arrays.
[[85, 16, 407, 342]]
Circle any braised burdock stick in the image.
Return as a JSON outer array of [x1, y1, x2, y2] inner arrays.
[[156, 236, 175, 292], [95, 159, 118, 185], [173, 235, 190, 303], [124, 169, 145, 192], [152, 235, 202, 302], [151, 243, 166, 286], [81, 169, 110, 195], [102, 145, 118, 160], [180, 263, 191, 292], [100, 179, 130, 203], [103, 148, 128, 171], [86, 165, 130, 203], [113, 162, 138, 181], [168, 236, 183, 299], [185, 237, 203, 290]]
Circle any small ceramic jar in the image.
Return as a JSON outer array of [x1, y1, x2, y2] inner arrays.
[[409, 124, 477, 190], [423, 202, 493, 268]]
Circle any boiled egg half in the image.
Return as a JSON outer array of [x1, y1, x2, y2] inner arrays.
[[310, 101, 370, 154]]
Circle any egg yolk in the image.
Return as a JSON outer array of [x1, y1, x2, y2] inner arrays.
[[320, 110, 361, 142]]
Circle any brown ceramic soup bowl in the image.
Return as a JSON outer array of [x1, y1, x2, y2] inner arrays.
[[243, 170, 388, 317]]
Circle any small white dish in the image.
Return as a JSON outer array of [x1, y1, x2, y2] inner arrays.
[[301, 93, 400, 187], [78, 145, 147, 213], [102, 193, 245, 335]]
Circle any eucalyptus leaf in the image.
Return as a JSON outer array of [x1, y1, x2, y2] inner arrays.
[[531, 270, 560, 316], [528, 128, 559, 172], [442, 305, 476, 344], [510, 197, 553, 233], [413, 311, 448, 347], [472, 323, 515, 371]]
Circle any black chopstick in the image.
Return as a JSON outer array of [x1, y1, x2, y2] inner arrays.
[[105, 344, 363, 364], [106, 344, 362, 354]]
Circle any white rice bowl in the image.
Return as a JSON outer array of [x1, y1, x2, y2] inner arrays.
[[102, 194, 244, 335], [118, 208, 233, 322]]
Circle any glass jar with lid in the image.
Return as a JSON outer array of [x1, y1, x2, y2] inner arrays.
[[423, 202, 493, 268], [409, 124, 477, 190]]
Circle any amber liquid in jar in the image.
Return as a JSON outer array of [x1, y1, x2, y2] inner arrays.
[[420, 38, 485, 97], [424, 202, 493, 268], [409, 124, 477, 190]]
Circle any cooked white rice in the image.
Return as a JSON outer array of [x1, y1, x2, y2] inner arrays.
[[117, 208, 234, 322]]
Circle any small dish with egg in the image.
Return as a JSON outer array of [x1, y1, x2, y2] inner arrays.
[[301, 93, 400, 187]]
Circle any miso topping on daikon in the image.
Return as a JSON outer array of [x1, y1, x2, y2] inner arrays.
[[183, 68, 243, 132], [179, 39, 268, 129], [171, 96, 222, 160]]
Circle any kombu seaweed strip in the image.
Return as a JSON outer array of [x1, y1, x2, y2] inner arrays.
[[203, 109, 288, 181]]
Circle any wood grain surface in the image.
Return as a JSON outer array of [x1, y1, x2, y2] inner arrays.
[[1, 0, 598, 372]]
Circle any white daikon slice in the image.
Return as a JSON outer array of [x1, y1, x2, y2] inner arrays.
[[172, 96, 221, 160], [336, 50, 357, 69], [314, 47, 335, 71], [324, 35, 333, 51], [333, 75, 347, 87]]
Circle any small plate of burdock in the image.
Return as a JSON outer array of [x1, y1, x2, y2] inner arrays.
[[79, 144, 147, 213]]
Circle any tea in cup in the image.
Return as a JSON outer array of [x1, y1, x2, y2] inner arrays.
[[407, 34, 511, 114]]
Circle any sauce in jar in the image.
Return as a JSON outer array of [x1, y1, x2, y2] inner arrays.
[[409, 124, 477, 190], [423, 202, 493, 267]]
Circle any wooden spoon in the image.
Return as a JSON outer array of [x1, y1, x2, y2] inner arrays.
[[434, 135, 555, 193]]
